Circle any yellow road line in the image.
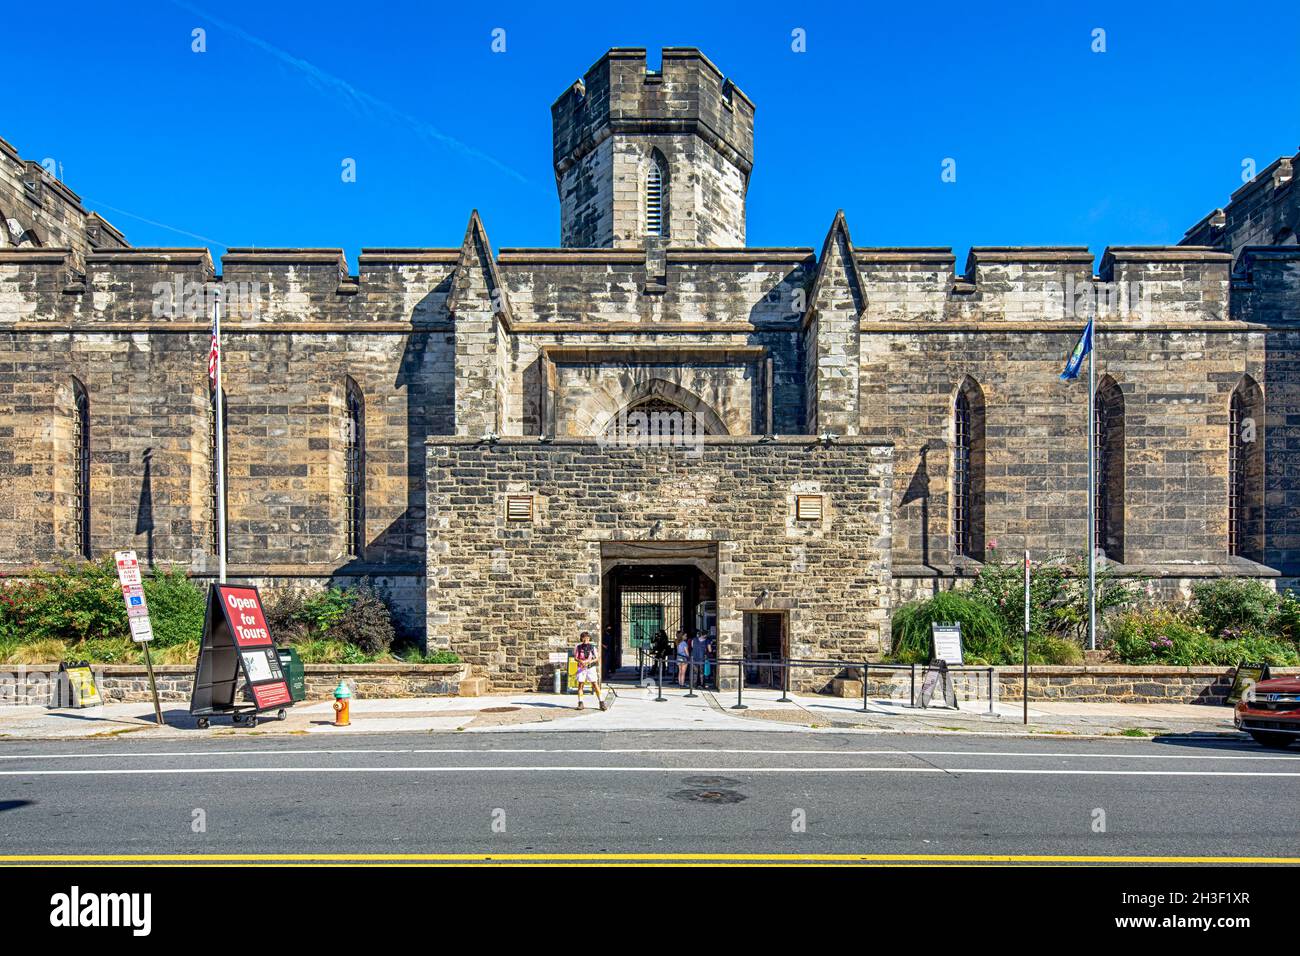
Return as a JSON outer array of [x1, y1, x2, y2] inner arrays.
[[1, 852, 1297, 864]]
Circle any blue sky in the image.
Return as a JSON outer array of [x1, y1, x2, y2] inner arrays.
[[7, 1, 1298, 267]]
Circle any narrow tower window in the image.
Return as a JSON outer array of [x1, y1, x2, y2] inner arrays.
[[1229, 376, 1263, 560], [344, 379, 365, 557], [952, 377, 985, 560], [72, 378, 90, 558], [1093, 377, 1125, 562], [646, 154, 667, 237]]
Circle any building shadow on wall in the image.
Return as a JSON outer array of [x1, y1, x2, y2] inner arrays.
[[135, 447, 155, 567], [900, 443, 940, 596], [338, 281, 454, 642]]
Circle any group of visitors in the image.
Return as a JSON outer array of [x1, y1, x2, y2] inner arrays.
[[661, 627, 716, 687], [571, 622, 720, 711]]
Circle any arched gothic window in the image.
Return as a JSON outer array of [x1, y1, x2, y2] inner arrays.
[[1229, 375, 1264, 559], [952, 377, 985, 560], [72, 378, 90, 558], [344, 379, 365, 557], [1094, 376, 1125, 562], [646, 153, 668, 237]]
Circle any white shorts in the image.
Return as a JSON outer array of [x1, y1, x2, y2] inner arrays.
[[577, 667, 599, 684]]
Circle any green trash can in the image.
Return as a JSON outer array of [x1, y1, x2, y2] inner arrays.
[[276, 646, 307, 703]]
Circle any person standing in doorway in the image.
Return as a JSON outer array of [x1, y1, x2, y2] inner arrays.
[[601, 625, 616, 679], [574, 631, 606, 711], [690, 627, 707, 688], [675, 630, 689, 685]]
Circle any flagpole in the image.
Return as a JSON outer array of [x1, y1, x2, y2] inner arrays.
[[213, 290, 227, 585], [1087, 317, 1096, 651]]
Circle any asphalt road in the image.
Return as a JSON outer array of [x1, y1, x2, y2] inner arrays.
[[1, 730, 1298, 863]]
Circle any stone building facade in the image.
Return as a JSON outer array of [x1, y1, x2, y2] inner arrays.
[[1, 48, 1297, 690]]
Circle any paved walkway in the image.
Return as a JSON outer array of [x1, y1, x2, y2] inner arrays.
[[0, 679, 1241, 741]]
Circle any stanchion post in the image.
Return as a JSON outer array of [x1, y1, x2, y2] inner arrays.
[[777, 656, 792, 703], [910, 663, 916, 708], [685, 659, 697, 698], [988, 666, 995, 715], [655, 659, 666, 702], [861, 661, 870, 713], [731, 658, 747, 710]]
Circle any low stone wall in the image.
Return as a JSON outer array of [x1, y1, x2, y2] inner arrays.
[[833, 664, 1300, 706], [0, 663, 475, 706]]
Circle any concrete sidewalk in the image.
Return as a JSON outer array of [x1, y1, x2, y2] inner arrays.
[[0, 679, 1243, 741]]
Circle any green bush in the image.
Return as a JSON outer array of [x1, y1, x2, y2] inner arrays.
[[0, 559, 204, 648], [1277, 591, 1300, 644], [889, 591, 1011, 664], [327, 586, 395, 655], [140, 566, 206, 647], [394, 644, 461, 664], [1105, 607, 1299, 666], [262, 584, 396, 655], [968, 554, 1135, 646], [262, 587, 311, 643], [1191, 578, 1281, 639], [1026, 633, 1086, 665], [1106, 608, 1211, 665], [969, 556, 1067, 638]]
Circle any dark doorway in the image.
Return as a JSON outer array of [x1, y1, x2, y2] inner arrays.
[[743, 611, 787, 688], [600, 541, 718, 682]]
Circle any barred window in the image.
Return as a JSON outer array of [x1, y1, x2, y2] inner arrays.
[[72, 378, 90, 558], [344, 379, 365, 557], [208, 389, 228, 556], [1229, 390, 1244, 556], [646, 153, 667, 237], [952, 377, 984, 559], [953, 390, 972, 555], [1229, 376, 1263, 560], [1093, 377, 1125, 562]]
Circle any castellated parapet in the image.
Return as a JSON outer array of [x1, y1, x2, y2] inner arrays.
[[552, 48, 755, 249]]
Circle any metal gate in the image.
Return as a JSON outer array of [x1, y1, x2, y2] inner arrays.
[[619, 585, 684, 664]]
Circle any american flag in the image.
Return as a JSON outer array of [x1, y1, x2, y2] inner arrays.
[[207, 312, 220, 388]]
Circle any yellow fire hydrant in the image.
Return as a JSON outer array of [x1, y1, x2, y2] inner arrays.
[[332, 680, 352, 727]]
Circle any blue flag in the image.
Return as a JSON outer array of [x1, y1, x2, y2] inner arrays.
[[1060, 318, 1093, 380]]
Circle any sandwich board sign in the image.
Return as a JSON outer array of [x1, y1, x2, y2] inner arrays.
[[1227, 661, 1271, 706], [190, 584, 293, 726], [919, 623, 962, 709], [930, 623, 963, 665], [58, 661, 102, 708]]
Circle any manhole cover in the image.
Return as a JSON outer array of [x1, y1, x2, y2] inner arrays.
[[480, 706, 520, 714], [669, 788, 747, 805]]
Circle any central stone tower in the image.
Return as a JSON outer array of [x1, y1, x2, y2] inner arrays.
[[551, 47, 755, 249]]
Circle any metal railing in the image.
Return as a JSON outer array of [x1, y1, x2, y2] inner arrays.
[[644, 655, 997, 715]]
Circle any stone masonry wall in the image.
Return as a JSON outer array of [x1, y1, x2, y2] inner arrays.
[[426, 437, 893, 690]]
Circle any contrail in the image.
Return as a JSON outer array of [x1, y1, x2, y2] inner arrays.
[[171, 0, 528, 184], [80, 198, 231, 248]]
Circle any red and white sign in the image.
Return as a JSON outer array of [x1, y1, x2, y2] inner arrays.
[[114, 550, 153, 643], [218, 585, 274, 648], [251, 682, 292, 709], [213, 584, 292, 711]]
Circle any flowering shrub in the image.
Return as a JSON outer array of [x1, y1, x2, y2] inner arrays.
[[1106, 606, 1299, 666]]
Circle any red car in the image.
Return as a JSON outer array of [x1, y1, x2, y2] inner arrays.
[[1235, 677, 1300, 748]]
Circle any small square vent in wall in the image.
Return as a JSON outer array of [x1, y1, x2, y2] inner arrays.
[[795, 494, 823, 521], [506, 495, 534, 522]]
